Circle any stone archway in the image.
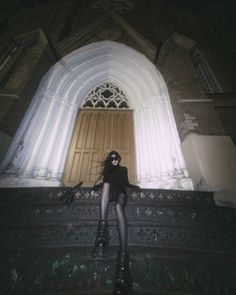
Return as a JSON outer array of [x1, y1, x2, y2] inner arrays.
[[0, 41, 193, 189]]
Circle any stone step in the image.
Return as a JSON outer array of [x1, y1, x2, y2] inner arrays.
[[0, 187, 235, 253], [1, 220, 235, 253], [0, 187, 235, 294], [1, 246, 235, 295]]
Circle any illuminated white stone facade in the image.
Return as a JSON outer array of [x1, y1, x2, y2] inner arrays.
[[0, 41, 193, 189]]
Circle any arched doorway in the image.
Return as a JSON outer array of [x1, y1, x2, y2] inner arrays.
[[63, 82, 136, 187], [0, 41, 193, 190]]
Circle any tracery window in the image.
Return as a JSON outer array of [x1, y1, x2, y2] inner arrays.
[[82, 82, 129, 109], [191, 49, 222, 93]]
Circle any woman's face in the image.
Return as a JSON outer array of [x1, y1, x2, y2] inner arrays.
[[110, 154, 120, 166]]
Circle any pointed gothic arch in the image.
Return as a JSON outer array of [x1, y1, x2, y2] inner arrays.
[[0, 41, 193, 189]]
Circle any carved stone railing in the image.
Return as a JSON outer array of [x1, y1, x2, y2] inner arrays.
[[0, 187, 235, 252]]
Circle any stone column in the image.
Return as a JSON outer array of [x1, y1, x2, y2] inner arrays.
[[134, 97, 193, 189], [0, 88, 77, 187]]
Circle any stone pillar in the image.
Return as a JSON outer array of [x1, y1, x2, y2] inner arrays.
[[134, 97, 193, 189], [0, 89, 77, 187]]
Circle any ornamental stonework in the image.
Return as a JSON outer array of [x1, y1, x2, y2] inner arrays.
[[93, 0, 134, 13]]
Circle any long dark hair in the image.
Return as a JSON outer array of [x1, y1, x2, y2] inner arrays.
[[101, 150, 121, 175], [93, 151, 121, 185]]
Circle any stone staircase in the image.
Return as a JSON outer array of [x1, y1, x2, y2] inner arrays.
[[0, 187, 235, 295]]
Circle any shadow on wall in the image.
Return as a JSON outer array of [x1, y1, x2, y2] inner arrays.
[[196, 178, 211, 191], [0, 131, 12, 164]]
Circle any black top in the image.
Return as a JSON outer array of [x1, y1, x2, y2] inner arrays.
[[103, 165, 129, 200], [93, 165, 141, 202], [92, 165, 140, 202]]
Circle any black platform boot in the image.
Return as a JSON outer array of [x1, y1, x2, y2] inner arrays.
[[92, 220, 109, 258], [113, 251, 133, 295]]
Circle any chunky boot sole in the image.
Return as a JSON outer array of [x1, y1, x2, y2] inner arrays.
[[92, 243, 108, 258], [92, 220, 109, 258], [113, 280, 133, 295], [113, 252, 133, 294]]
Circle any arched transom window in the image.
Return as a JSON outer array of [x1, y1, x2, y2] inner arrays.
[[82, 81, 129, 108]]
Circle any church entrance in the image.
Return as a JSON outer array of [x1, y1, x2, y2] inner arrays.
[[0, 41, 193, 190], [63, 108, 136, 187]]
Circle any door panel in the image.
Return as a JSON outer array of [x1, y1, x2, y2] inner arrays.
[[63, 109, 136, 187]]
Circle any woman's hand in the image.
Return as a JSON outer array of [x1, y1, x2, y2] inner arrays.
[[128, 184, 141, 192]]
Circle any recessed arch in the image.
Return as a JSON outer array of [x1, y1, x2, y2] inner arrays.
[[0, 41, 193, 189]]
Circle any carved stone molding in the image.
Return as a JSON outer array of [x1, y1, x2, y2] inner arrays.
[[93, 0, 134, 14]]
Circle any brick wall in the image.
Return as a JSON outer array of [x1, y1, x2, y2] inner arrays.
[[0, 32, 57, 136], [160, 42, 225, 140]]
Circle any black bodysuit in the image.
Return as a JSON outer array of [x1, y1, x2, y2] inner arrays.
[[92, 165, 140, 202], [93, 164, 139, 202], [103, 165, 129, 202]]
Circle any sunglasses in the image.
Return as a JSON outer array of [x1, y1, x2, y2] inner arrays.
[[110, 155, 120, 161]]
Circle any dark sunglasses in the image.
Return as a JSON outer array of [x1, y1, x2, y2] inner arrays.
[[110, 155, 120, 161]]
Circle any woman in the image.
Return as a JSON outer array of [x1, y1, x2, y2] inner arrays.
[[92, 151, 140, 294]]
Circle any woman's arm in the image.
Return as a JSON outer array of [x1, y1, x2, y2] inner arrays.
[[124, 167, 141, 191], [92, 182, 103, 191]]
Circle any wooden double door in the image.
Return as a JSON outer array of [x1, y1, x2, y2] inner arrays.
[[63, 109, 136, 187]]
